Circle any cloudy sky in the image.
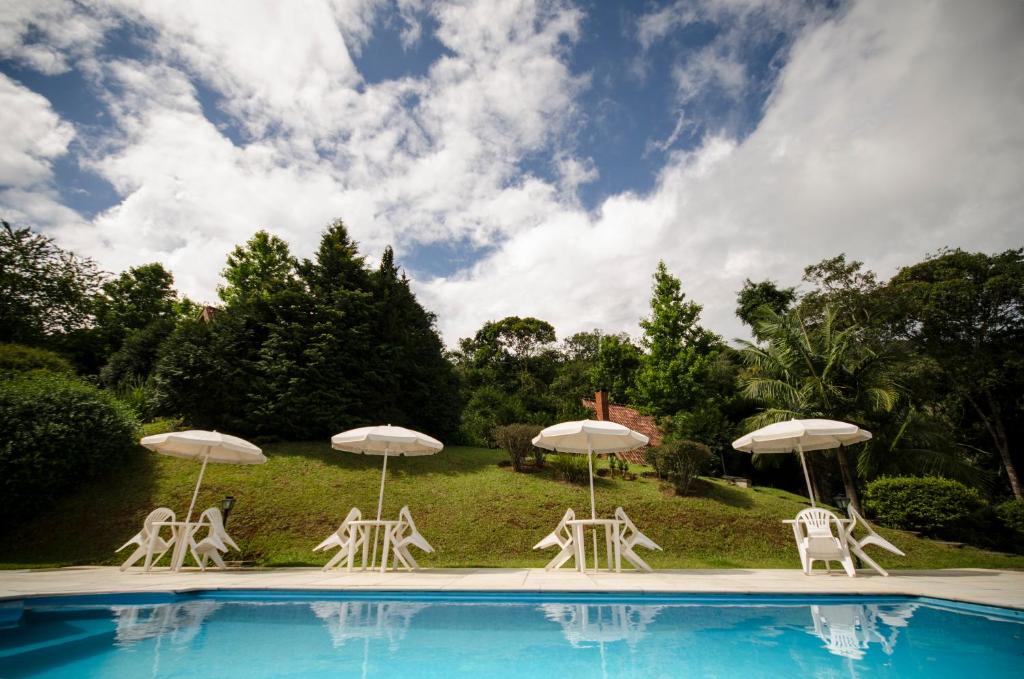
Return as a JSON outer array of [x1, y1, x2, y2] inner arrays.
[[1, 0, 1022, 345]]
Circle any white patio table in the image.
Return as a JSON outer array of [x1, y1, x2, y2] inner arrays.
[[565, 518, 623, 573], [146, 520, 207, 571], [348, 519, 403, 573]]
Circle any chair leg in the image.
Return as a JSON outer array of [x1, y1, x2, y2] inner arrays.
[[851, 545, 887, 576], [841, 556, 857, 577], [622, 548, 652, 572], [546, 543, 576, 570], [209, 550, 227, 570], [120, 545, 147, 572]]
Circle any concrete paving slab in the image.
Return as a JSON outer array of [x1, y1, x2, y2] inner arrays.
[[1, 567, 1021, 610]]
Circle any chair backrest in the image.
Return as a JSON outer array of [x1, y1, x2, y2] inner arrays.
[[555, 508, 576, 540], [339, 507, 361, 535], [796, 508, 842, 539], [144, 507, 176, 536], [614, 507, 642, 543], [398, 505, 418, 537], [199, 507, 226, 534]]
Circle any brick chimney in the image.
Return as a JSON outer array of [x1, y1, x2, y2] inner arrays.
[[594, 389, 609, 421]]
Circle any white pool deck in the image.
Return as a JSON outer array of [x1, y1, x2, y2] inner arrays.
[[2, 567, 1023, 610]]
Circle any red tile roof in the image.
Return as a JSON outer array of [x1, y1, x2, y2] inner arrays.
[[581, 398, 663, 465]]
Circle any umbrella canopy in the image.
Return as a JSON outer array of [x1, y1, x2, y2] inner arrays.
[[331, 425, 443, 521], [141, 430, 265, 523], [331, 425, 443, 457], [533, 420, 649, 519], [732, 419, 871, 506]]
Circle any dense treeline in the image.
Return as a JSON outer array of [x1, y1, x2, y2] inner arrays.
[[0, 219, 460, 441], [454, 251, 1024, 510], [1, 217, 1021, 510]]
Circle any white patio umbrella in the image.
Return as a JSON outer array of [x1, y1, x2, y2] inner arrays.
[[532, 420, 649, 520], [330, 425, 444, 522], [140, 430, 266, 524], [731, 419, 871, 507], [533, 420, 649, 568]]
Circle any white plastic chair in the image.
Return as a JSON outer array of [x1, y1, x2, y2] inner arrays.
[[191, 507, 238, 571], [615, 507, 662, 572], [314, 507, 364, 571], [391, 506, 434, 571], [846, 505, 905, 577], [794, 508, 856, 577], [117, 507, 176, 571], [533, 509, 577, 570]]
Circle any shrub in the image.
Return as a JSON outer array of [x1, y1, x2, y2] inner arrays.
[[0, 343, 73, 374], [550, 453, 589, 484], [657, 440, 712, 495], [996, 499, 1024, 535], [492, 423, 542, 472], [643, 446, 663, 478], [141, 416, 185, 438], [863, 476, 984, 537], [0, 371, 139, 522]]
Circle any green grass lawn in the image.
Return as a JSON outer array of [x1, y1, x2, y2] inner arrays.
[[2, 443, 1022, 570]]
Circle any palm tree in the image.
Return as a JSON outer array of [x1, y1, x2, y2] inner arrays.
[[737, 306, 900, 512]]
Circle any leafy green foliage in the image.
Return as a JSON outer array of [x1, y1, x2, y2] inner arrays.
[[153, 222, 460, 441], [631, 261, 722, 417], [887, 248, 1024, 498], [864, 476, 983, 536], [0, 343, 74, 374], [735, 278, 796, 337], [549, 453, 590, 484], [737, 305, 901, 509], [0, 221, 101, 345], [656, 440, 712, 495], [592, 333, 642, 404], [995, 499, 1024, 535], [218, 230, 297, 306], [0, 371, 138, 522], [94, 263, 179, 352], [493, 423, 542, 472]]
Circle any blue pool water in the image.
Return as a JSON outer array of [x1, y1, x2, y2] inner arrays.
[[0, 591, 1021, 678]]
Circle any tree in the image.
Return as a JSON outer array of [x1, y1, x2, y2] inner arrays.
[[592, 333, 641, 404], [218, 230, 297, 306], [630, 261, 721, 416], [738, 306, 901, 512], [735, 279, 796, 338], [94, 263, 178, 352], [888, 249, 1024, 499], [0, 221, 101, 344]]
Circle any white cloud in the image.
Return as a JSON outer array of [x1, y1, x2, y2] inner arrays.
[[2, 0, 1022, 351], [418, 0, 1024, 344], [0, 0, 110, 74], [0, 73, 84, 227]]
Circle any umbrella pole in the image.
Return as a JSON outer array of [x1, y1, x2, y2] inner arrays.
[[372, 451, 389, 568], [797, 445, 816, 507], [587, 442, 598, 571], [184, 449, 210, 525]]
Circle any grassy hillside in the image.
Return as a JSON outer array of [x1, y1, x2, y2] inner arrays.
[[1, 443, 1022, 570]]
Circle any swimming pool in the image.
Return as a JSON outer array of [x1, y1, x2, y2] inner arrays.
[[1, 591, 1021, 678]]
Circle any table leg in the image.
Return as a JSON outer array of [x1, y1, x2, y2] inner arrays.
[[605, 527, 613, 572], [361, 526, 370, 571], [612, 524, 621, 573], [172, 522, 191, 571], [380, 525, 392, 573], [574, 525, 585, 572]]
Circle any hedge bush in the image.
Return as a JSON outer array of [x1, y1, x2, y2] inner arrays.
[[550, 454, 589, 484], [996, 499, 1024, 535], [657, 440, 712, 495], [0, 343, 73, 374], [863, 476, 983, 537], [492, 423, 543, 472], [0, 371, 139, 522]]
